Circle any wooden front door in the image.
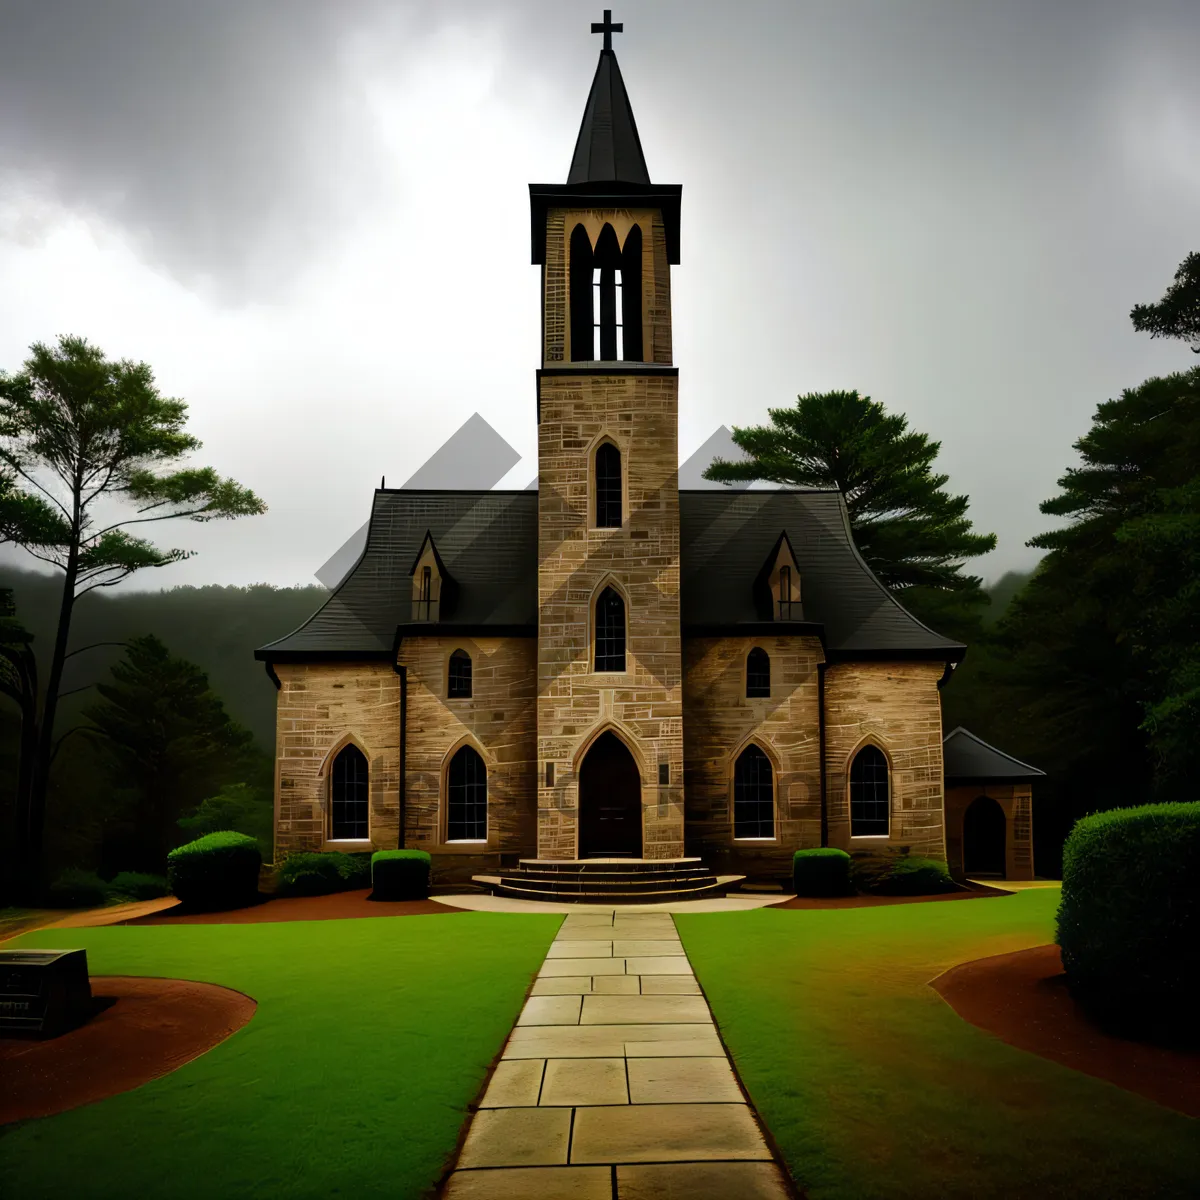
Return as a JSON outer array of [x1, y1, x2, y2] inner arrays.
[[579, 732, 643, 858]]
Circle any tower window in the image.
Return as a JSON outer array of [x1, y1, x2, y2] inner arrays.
[[594, 586, 626, 672], [448, 649, 472, 699], [746, 648, 770, 698], [850, 745, 890, 836], [734, 744, 774, 839], [595, 442, 622, 527], [569, 221, 642, 363], [447, 745, 487, 841]]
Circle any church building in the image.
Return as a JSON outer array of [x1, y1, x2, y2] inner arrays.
[[256, 16, 1017, 895]]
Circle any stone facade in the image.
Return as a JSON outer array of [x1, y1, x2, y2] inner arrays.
[[273, 661, 402, 861], [398, 635, 538, 873], [682, 635, 825, 877], [823, 661, 947, 859]]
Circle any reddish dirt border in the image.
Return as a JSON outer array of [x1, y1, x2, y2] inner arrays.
[[0, 976, 255, 1125], [933, 944, 1200, 1119], [129, 888, 461, 925], [770, 886, 1007, 910]]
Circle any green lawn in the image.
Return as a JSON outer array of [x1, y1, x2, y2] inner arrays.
[[1, 912, 560, 1199], [677, 890, 1200, 1200]]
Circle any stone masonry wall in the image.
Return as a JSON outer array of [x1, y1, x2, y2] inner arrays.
[[682, 635, 825, 879], [537, 371, 683, 859], [823, 661, 947, 859], [273, 662, 401, 862], [398, 636, 537, 861]]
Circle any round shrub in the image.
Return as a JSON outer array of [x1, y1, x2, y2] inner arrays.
[[1057, 802, 1200, 1038], [44, 869, 109, 909], [371, 850, 432, 901], [277, 852, 344, 897], [168, 831, 261, 910], [792, 848, 852, 897], [330, 851, 372, 889], [107, 872, 171, 901], [872, 856, 957, 896]]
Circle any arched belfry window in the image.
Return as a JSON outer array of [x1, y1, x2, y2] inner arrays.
[[595, 442, 622, 528], [850, 745, 890, 836], [448, 649, 472, 699], [330, 744, 369, 840], [447, 745, 487, 841], [569, 222, 642, 363], [594, 586, 626, 672], [746, 648, 770, 698], [734, 744, 774, 839]]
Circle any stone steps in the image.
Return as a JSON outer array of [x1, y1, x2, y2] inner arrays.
[[471, 862, 745, 905]]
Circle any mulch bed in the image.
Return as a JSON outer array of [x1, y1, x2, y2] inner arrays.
[[129, 888, 460, 925], [933, 944, 1200, 1119], [0, 976, 255, 1125], [770, 886, 1007, 910]]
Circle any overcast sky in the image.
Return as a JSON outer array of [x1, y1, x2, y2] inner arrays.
[[1, 0, 1197, 591]]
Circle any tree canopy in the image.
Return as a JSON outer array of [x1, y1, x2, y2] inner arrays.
[[703, 389, 996, 639], [1130, 251, 1200, 353]]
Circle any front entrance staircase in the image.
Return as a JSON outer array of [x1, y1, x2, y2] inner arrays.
[[471, 858, 744, 904]]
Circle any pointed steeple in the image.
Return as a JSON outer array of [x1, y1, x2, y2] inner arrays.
[[567, 12, 650, 185], [568, 47, 650, 185]]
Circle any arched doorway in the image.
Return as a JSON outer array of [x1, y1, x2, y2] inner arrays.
[[963, 795, 1007, 877], [579, 731, 642, 858]]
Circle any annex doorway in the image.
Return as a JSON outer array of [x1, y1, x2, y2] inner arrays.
[[963, 794, 1007, 877], [578, 731, 643, 858]]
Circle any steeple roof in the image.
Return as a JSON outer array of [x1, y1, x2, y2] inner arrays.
[[567, 48, 650, 185]]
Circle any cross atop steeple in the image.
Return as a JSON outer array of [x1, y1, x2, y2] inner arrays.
[[591, 9, 623, 53]]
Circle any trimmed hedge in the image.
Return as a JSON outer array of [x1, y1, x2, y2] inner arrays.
[[1057, 801, 1200, 1038], [107, 872, 171, 901], [168, 831, 262, 910], [371, 850, 432, 901], [277, 851, 373, 897], [792, 848, 852, 897], [44, 869, 109, 909], [851, 852, 957, 896]]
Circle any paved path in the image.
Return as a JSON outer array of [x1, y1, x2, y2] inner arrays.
[[442, 908, 792, 1199]]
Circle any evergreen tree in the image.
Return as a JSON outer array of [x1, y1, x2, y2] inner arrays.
[[0, 335, 264, 893], [703, 390, 996, 639], [1131, 251, 1200, 353], [84, 635, 260, 871]]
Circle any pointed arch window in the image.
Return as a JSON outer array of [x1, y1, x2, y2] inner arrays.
[[569, 222, 642, 363], [595, 442, 622, 527], [746, 648, 770, 698], [330, 744, 369, 840], [850, 745, 890, 836], [447, 745, 487, 841], [448, 649, 472, 699], [594, 586, 626, 672], [734, 744, 774, 839]]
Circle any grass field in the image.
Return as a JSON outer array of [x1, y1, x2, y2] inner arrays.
[[1, 912, 560, 1200], [677, 889, 1200, 1200]]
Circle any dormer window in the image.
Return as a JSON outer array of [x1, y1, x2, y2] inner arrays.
[[409, 531, 453, 622], [778, 566, 796, 620], [756, 533, 802, 622]]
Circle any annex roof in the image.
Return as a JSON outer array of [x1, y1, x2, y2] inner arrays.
[[258, 486, 965, 664], [942, 726, 1046, 782]]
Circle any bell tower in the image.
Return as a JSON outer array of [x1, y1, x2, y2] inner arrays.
[[531, 11, 685, 860]]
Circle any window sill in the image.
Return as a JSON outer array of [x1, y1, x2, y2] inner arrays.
[[733, 837, 779, 843], [849, 834, 892, 842]]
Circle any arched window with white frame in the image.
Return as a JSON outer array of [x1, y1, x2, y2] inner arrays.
[[447, 745, 487, 842], [850, 745, 890, 836], [330, 744, 369, 840]]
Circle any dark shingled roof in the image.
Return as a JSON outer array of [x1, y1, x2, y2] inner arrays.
[[568, 49, 650, 185], [256, 490, 537, 660], [943, 727, 1046, 782], [258, 486, 965, 664], [679, 489, 966, 660]]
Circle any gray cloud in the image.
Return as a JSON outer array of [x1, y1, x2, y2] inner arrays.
[[0, 0, 1198, 589]]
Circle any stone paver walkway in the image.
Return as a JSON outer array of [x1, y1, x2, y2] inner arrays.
[[442, 908, 792, 1199]]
